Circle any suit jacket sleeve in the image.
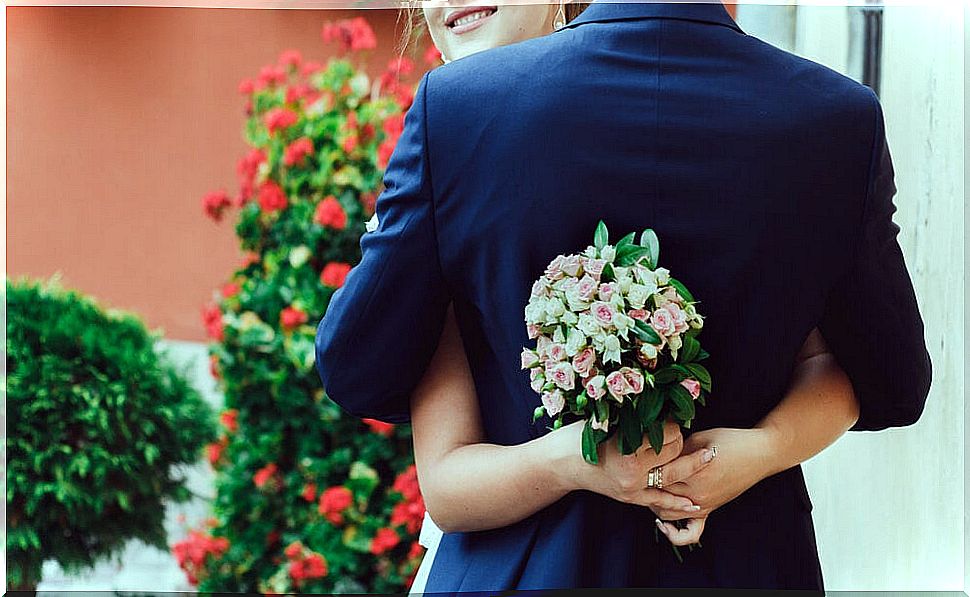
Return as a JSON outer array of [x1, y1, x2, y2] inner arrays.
[[817, 89, 932, 431], [314, 72, 449, 424]]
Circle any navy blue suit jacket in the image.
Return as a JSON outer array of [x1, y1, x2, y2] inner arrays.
[[315, 1, 931, 590]]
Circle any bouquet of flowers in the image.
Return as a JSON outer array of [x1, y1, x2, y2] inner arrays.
[[522, 221, 711, 464]]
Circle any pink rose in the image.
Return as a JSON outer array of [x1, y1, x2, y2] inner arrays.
[[650, 308, 676, 337], [628, 309, 649, 322], [572, 347, 596, 378], [521, 348, 540, 370], [584, 258, 606, 280], [546, 362, 576, 391], [620, 367, 645, 394], [561, 254, 582, 277], [591, 301, 615, 327], [585, 375, 606, 401], [542, 389, 566, 417], [598, 283, 615, 302], [606, 370, 632, 401], [531, 280, 549, 299], [547, 343, 567, 363], [577, 275, 598, 301], [530, 368, 545, 392], [681, 378, 702, 400], [527, 323, 541, 340], [536, 335, 553, 358], [664, 303, 690, 334], [545, 255, 566, 280]]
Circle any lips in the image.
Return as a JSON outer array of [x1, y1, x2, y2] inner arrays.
[[444, 6, 497, 34]]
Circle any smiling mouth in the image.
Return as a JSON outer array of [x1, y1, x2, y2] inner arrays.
[[445, 6, 497, 33]]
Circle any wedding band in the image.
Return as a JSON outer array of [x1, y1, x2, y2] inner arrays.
[[646, 465, 664, 489]]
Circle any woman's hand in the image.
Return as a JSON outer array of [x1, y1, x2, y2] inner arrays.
[[552, 418, 717, 520]]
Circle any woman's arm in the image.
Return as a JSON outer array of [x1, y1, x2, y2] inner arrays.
[[410, 304, 707, 534]]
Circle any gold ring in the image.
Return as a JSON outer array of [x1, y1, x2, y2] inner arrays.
[[646, 465, 664, 489]]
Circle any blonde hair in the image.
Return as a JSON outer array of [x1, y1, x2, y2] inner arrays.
[[396, 2, 590, 59]]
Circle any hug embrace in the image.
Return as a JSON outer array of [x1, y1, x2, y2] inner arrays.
[[314, 0, 932, 592]]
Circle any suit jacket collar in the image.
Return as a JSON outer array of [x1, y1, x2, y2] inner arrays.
[[563, 1, 745, 35]]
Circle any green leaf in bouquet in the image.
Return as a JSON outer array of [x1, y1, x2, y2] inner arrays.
[[678, 335, 700, 363], [616, 245, 650, 267], [595, 395, 610, 423], [696, 391, 707, 407], [640, 228, 660, 269], [634, 320, 662, 345], [668, 384, 696, 422], [668, 277, 695, 303], [594, 220, 609, 250], [636, 386, 664, 425], [582, 419, 599, 465], [616, 231, 636, 248], [602, 262, 615, 281], [653, 366, 683, 385], [646, 418, 665, 456], [533, 405, 546, 423], [683, 363, 712, 392], [696, 348, 710, 361], [617, 407, 643, 455]]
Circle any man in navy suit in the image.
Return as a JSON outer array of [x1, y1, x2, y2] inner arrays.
[[315, 0, 931, 590]]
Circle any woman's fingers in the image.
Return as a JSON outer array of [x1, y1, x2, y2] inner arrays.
[[657, 445, 717, 486], [656, 516, 706, 546], [638, 488, 700, 514]]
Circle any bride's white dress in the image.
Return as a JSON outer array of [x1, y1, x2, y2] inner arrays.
[[408, 510, 444, 596]]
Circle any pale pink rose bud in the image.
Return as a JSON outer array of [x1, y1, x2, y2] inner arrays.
[[598, 283, 615, 302], [590, 414, 610, 433], [561, 254, 582, 277], [547, 343, 567, 363], [530, 368, 545, 393], [531, 280, 548, 299], [572, 347, 596, 378], [547, 362, 576, 391], [591, 301, 615, 327], [628, 309, 649, 322], [606, 370, 632, 401], [681, 378, 702, 400], [545, 255, 566, 280], [521, 348, 540, 370], [650, 308, 675, 337], [536, 335, 553, 358], [577, 275, 598, 301], [542, 389, 566, 417], [662, 286, 679, 303], [585, 375, 607, 400], [620, 367, 645, 394], [527, 323, 541, 339], [585, 258, 606, 280], [664, 302, 690, 334]]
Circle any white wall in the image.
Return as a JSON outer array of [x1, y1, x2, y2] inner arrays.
[[736, 2, 966, 591]]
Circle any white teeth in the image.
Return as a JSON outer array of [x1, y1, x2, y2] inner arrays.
[[451, 10, 492, 27]]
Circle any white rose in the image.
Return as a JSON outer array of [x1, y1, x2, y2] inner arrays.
[[565, 327, 587, 357], [600, 245, 616, 263], [603, 335, 622, 364], [654, 267, 671, 285]]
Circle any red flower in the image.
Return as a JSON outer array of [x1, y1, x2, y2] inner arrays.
[[317, 486, 353, 525], [280, 305, 308, 330], [171, 529, 230, 586], [424, 44, 443, 66], [304, 553, 328, 578], [206, 437, 227, 467], [283, 137, 314, 166], [278, 48, 302, 69], [359, 191, 377, 216], [345, 111, 358, 130], [257, 181, 288, 213], [321, 17, 377, 53], [320, 262, 352, 289], [408, 540, 424, 560], [363, 418, 395, 437], [201, 304, 224, 341], [360, 122, 376, 142], [302, 482, 317, 503], [221, 281, 241, 298], [380, 56, 415, 91], [241, 251, 260, 268], [391, 498, 425, 534], [258, 64, 287, 87], [263, 107, 299, 135], [238, 78, 256, 95], [301, 61, 324, 76], [284, 540, 304, 560], [314, 196, 347, 230], [377, 140, 396, 170], [383, 113, 405, 139], [393, 464, 422, 501], [369, 528, 400, 555], [202, 190, 232, 222], [342, 133, 359, 154], [253, 463, 278, 489], [236, 148, 266, 203], [220, 408, 239, 433]]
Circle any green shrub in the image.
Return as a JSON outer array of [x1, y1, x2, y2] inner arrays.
[[5, 275, 218, 591]]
